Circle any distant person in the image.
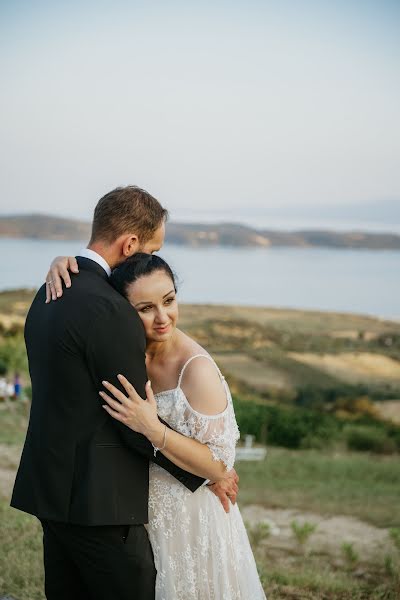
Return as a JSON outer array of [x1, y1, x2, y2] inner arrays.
[[48, 252, 266, 599], [13, 372, 22, 399], [11, 186, 241, 600]]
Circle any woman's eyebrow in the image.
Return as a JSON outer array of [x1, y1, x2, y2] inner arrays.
[[134, 290, 174, 307]]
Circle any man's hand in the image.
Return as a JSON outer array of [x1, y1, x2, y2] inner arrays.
[[207, 469, 239, 513]]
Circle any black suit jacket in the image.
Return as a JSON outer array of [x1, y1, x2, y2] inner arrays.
[[11, 257, 203, 525]]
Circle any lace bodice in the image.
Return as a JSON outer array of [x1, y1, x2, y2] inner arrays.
[[154, 354, 240, 471]]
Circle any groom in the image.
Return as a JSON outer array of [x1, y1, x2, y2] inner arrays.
[[11, 186, 238, 600]]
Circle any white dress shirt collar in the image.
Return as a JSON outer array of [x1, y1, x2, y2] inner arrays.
[[78, 248, 112, 277]]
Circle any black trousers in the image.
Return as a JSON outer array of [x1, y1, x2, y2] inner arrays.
[[40, 520, 156, 600]]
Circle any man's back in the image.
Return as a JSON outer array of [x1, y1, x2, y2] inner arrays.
[[11, 258, 150, 524]]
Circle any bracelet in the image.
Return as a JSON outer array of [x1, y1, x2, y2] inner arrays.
[[152, 424, 167, 457]]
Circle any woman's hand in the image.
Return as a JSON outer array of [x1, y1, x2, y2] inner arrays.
[[100, 375, 164, 445], [45, 256, 79, 303]]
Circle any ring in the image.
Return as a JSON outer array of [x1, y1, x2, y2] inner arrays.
[[46, 280, 54, 285]]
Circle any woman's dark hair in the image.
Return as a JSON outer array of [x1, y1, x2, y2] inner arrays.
[[110, 253, 177, 298]]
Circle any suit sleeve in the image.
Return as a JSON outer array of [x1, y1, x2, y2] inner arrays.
[[86, 297, 205, 492]]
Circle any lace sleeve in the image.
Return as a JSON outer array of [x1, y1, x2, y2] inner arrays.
[[180, 385, 240, 471]]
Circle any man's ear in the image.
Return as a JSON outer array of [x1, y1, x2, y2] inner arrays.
[[121, 234, 140, 258]]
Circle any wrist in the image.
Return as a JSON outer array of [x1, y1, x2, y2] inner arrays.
[[147, 421, 165, 446]]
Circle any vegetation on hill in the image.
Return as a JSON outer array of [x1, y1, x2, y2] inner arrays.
[[1, 214, 400, 249], [1, 290, 400, 452], [0, 214, 91, 240]]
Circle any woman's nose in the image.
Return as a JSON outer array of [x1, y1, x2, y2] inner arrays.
[[155, 307, 168, 323]]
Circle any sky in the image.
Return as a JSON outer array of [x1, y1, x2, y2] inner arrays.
[[0, 0, 399, 229]]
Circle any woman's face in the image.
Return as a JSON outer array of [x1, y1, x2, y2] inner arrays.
[[127, 270, 178, 342]]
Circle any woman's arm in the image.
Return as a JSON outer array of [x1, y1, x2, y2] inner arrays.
[[45, 256, 79, 302], [100, 373, 232, 483]]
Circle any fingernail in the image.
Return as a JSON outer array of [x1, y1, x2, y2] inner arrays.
[[102, 381, 108, 386], [147, 380, 152, 387], [57, 292, 61, 297], [66, 283, 71, 288], [99, 391, 104, 396]]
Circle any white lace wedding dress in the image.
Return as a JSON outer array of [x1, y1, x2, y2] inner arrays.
[[147, 354, 266, 600]]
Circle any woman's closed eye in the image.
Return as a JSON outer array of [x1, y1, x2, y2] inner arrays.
[[140, 305, 153, 313]]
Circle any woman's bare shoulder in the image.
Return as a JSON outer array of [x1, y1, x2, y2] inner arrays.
[[175, 331, 227, 416], [175, 329, 211, 365]]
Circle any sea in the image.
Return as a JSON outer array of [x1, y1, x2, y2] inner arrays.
[[0, 238, 399, 320]]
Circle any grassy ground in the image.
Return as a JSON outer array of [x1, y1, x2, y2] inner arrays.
[[0, 498, 44, 600], [1, 404, 400, 599], [236, 448, 400, 528]]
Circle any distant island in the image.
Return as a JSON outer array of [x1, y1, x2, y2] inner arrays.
[[1, 213, 400, 250]]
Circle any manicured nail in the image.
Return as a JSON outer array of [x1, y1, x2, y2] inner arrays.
[[102, 381, 108, 386]]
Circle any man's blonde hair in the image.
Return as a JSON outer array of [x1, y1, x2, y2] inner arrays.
[[90, 186, 168, 245]]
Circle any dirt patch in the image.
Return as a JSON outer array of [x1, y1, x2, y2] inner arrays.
[[0, 313, 25, 329], [329, 330, 379, 341], [375, 400, 400, 424], [289, 352, 400, 384], [214, 353, 292, 392], [241, 505, 394, 563]]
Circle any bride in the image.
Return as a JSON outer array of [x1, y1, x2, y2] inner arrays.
[[47, 252, 266, 600]]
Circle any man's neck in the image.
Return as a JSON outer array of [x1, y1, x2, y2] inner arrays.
[[87, 243, 119, 270]]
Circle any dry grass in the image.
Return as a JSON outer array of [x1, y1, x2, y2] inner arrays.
[[214, 353, 293, 392], [289, 352, 400, 384], [375, 400, 400, 424]]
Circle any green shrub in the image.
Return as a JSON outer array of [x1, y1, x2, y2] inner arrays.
[[345, 425, 397, 454], [291, 520, 317, 545], [341, 542, 359, 569], [386, 425, 400, 451], [246, 521, 271, 548], [0, 358, 7, 376], [0, 334, 28, 374], [390, 528, 400, 552], [384, 554, 395, 577], [233, 396, 338, 449]]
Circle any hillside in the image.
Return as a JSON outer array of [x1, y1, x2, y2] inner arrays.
[[1, 214, 400, 249], [0, 214, 91, 240], [1, 289, 400, 423]]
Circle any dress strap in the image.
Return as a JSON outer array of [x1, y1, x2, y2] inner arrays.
[[177, 354, 225, 389]]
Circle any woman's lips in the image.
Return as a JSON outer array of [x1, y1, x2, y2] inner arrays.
[[154, 324, 171, 334]]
